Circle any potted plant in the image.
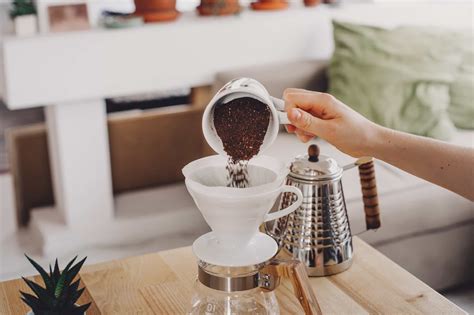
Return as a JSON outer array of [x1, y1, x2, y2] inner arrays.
[[133, 0, 179, 23], [10, 0, 37, 36], [197, 0, 240, 16], [20, 255, 91, 315], [250, 0, 288, 11]]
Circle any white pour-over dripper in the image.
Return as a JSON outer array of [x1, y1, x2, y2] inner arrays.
[[202, 78, 290, 158], [183, 155, 303, 267]]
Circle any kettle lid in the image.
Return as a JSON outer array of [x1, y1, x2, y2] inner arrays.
[[289, 144, 342, 181]]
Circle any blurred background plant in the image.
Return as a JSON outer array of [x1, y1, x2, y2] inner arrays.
[[10, 0, 36, 19]]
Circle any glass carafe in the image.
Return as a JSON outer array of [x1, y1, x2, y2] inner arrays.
[[189, 261, 278, 315], [189, 281, 279, 315], [188, 259, 321, 315]]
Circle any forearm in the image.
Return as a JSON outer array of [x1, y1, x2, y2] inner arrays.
[[368, 126, 474, 201]]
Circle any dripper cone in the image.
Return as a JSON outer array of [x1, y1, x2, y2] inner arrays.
[[182, 155, 293, 250]]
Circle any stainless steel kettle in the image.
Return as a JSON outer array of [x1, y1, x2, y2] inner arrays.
[[265, 144, 380, 276]]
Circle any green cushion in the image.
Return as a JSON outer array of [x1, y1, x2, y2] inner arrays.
[[449, 46, 474, 129], [329, 21, 468, 140]]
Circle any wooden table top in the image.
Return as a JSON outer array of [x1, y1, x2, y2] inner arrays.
[[0, 237, 466, 314]]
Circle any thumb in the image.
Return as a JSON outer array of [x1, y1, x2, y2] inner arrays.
[[287, 108, 326, 136]]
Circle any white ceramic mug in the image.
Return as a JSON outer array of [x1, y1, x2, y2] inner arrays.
[[202, 78, 289, 157]]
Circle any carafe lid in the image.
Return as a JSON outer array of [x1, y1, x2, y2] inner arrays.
[[289, 144, 342, 181]]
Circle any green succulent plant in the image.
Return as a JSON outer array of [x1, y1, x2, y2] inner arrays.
[[10, 0, 36, 18], [20, 255, 91, 315]]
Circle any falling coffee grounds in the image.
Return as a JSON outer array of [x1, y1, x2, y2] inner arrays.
[[213, 97, 271, 188], [225, 160, 250, 188]]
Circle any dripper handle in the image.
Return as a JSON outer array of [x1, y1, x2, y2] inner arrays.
[[264, 185, 302, 223], [262, 259, 322, 315], [358, 160, 381, 229], [271, 96, 291, 125]]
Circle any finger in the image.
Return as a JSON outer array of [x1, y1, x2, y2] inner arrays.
[[294, 129, 314, 143], [284, 88, 311, 110], [295, 128, 314, 137], [286, 124, 297, 133], [283, 88, 311, 98], [300, 134, 314, 143], [285, 91, 336, 118], [294, 128, 314, 137], [288, 108, 327, 136], [295, 132, 313, 143]]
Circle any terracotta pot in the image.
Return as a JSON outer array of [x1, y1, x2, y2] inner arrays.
[[197, 0, 240, 16], [250, 0, 288, 11], [134, 0, 179, 22], [134, 0, 175, 12], [304, 0, 321, 7]]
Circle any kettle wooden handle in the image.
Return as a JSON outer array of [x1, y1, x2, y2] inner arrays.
[[265, 259, 322, 315], [358, 160, 381, 229]]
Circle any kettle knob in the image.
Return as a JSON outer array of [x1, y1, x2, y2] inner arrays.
[[308, 144, 319, 162]]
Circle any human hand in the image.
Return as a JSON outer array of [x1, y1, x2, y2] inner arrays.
[[284, 88, 380, 157]]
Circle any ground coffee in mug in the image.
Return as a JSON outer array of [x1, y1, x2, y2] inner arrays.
[[213, 97, 271, 187]]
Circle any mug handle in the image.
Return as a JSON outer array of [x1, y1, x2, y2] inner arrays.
[[264, 185, 303, 223], [271, 96, 291, 125]]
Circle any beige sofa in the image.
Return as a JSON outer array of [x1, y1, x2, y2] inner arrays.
[[214, 60, 474, 291]]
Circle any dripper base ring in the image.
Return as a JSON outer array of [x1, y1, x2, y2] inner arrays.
[[198, 265, 279, 293], [198, 266, 260, 292]]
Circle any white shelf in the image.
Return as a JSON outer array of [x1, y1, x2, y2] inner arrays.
[[1, 5, 331, 109], [2, 2, 472, 109]]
